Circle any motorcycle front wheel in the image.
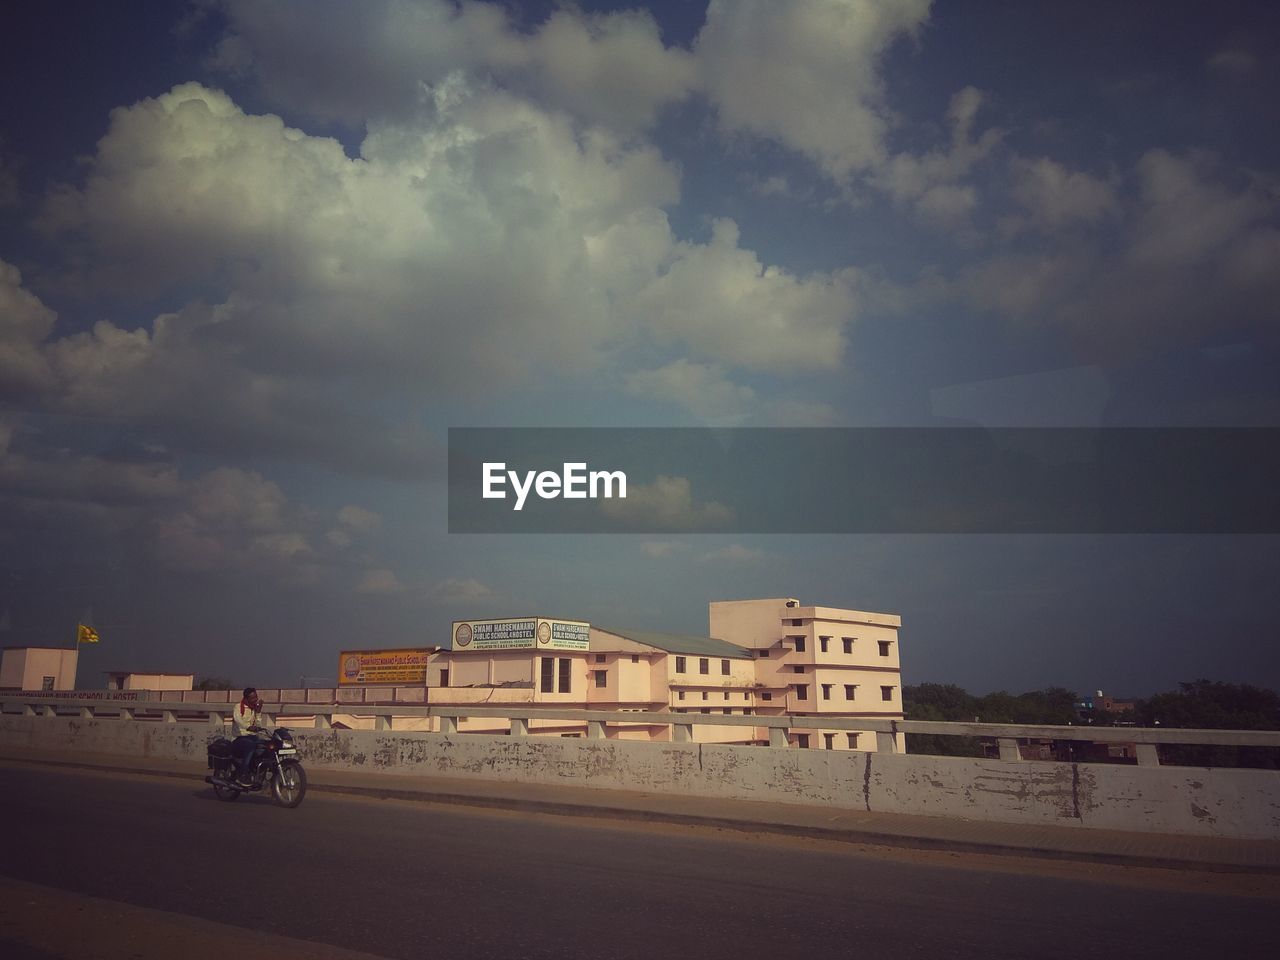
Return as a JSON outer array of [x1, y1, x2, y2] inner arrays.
[[272, 762, 307, 808]]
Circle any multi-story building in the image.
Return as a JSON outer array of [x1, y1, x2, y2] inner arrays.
[[428, 597, 905, 750]]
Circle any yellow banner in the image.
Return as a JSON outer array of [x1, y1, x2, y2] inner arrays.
[[77, 624, 100, 644], [338, 648, 431, 685]]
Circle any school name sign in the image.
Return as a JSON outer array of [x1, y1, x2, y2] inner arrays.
[[451, 618, 591, 652]]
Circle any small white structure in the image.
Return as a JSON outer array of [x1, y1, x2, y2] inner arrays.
[[0, 646, 79, 691], [104, 670, 194, 692]]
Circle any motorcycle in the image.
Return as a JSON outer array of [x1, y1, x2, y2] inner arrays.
[[205, 727, 307, 808]]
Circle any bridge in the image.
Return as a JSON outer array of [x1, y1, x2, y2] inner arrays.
[[3, 691, 1277, 840]]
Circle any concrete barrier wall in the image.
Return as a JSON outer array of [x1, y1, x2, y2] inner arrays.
[[3, 715, 1277, 839]]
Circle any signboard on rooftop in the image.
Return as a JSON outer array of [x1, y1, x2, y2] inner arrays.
[[337, 648, 432, 685], [452, 618, 590, 652]]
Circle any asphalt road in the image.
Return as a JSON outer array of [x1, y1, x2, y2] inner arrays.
[[0, 764, 1273, 960]]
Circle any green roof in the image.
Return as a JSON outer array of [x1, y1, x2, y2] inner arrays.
[[593, 627, 751, 659]]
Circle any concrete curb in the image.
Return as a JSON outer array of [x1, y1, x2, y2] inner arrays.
[[5, 753, 1276, 875]]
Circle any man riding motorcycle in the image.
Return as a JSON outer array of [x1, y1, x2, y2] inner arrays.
[[231, 686, 265, 785]]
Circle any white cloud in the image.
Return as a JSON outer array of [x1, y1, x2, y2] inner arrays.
[[696, 0, 931, 181], [639, 540, 686, 558], [701, 544, 765, 563], [599, 475, 733, 531], [356, 568, 406, 595], [22, 80, 858, 472], [625, 360, 755, 422], [0, 261, 56, 397], [337, 504, 382, 533], [213, 0, 695, 136], [873, 86, 1001, 227], [1008, 156, 1118, 230], [430, 577, 493, 601], [632, 219, 855, 370]]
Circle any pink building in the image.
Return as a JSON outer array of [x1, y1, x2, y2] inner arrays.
[[429, 599, 905, 749]]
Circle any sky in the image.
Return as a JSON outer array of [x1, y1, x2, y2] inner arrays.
[[1, 0, 1278, 696]]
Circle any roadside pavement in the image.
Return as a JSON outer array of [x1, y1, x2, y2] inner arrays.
[[1, 745, 1277, 874]]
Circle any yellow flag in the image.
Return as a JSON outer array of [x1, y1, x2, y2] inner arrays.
[[77, 624, 99, 644]]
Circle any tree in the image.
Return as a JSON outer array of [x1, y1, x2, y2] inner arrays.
[[1137, 680, 1280, 768], [195, 676, 235, 691]]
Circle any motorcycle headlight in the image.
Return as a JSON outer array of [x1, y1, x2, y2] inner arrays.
[[279, 740, 294, 749]]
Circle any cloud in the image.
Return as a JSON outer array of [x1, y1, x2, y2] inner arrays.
[[337, 504, 382, 533], [696, 0, 931, 181], [872, 86, 1002, 227], [956, 149, 1280, 357], [0, 262, 57, 398], [1007, 156, 1118, 231], [625, 360, 755, 422], [701, 543, 765, 563], [26, 80, 853, 469], [599, 475, 733, 531], [632, 219, 855, 370], [212, 0, 695, 136], [1207, 49, 1257, 77], [356, 568, 406, 595], [430, 577, 493, 601], [639, 540, 686, 558]]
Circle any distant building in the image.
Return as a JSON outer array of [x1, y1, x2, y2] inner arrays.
[[429, 598, 905, 750], [0, 646, 79, 691], [103, 671, 194, 692]]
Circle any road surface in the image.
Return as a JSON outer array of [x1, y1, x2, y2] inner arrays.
[[0, 763, 1273, 960]]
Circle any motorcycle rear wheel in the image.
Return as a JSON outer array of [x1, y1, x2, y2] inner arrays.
[[212, 765, 240, 802], [272, 762, 306, 808]]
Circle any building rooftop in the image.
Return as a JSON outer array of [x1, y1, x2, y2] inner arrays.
[[593, 627, 751, 659]]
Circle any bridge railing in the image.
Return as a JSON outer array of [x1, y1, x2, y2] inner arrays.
[[4, 694, 1278, 768]]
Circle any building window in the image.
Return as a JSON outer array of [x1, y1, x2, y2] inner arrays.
[[819, 636, 830, 652], [821, 684, 832, 700], [794, 637, 806, 653], [721, 659, 730, 675], [744, 708, 754, 716], [41, 676, 55, 691], [675, 656, 686, 674], [879, 640, 892, 657], [844, 684, 857, 700], [699, 658, 709, 675], [793, 684, 809, 701], [594, 654, 607, 663], [723, 691, 730, 700], [702, 691, 708, 700], [792, 665, 804, 674], [846, 732, 859, 749], [593, 670, 607, 688], [824, 733, 835, 750], [842, 637, 853, 654], [439, 669, 450, 688], [761, 692, 773, 702], [881, 685, 894, 701], [701, 708, 711, 714], [757, 648, 770, 658], [557, 658, 571, 693], [540, 657, 554, 693], [677, 690, 685, 701], [743, 692, 750, 700], [796, 734, 810, 749], [789, 618, 803, 626], [632, 654, 640, 663], [722, 708, 732, 715]]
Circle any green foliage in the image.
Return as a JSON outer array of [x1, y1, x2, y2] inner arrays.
[[194, 676, 235, 691], [904, 679, 1280, 768], [1137, 680, 1280, 768]]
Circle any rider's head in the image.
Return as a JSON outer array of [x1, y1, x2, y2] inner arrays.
[[243, 686, 260, 706]]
